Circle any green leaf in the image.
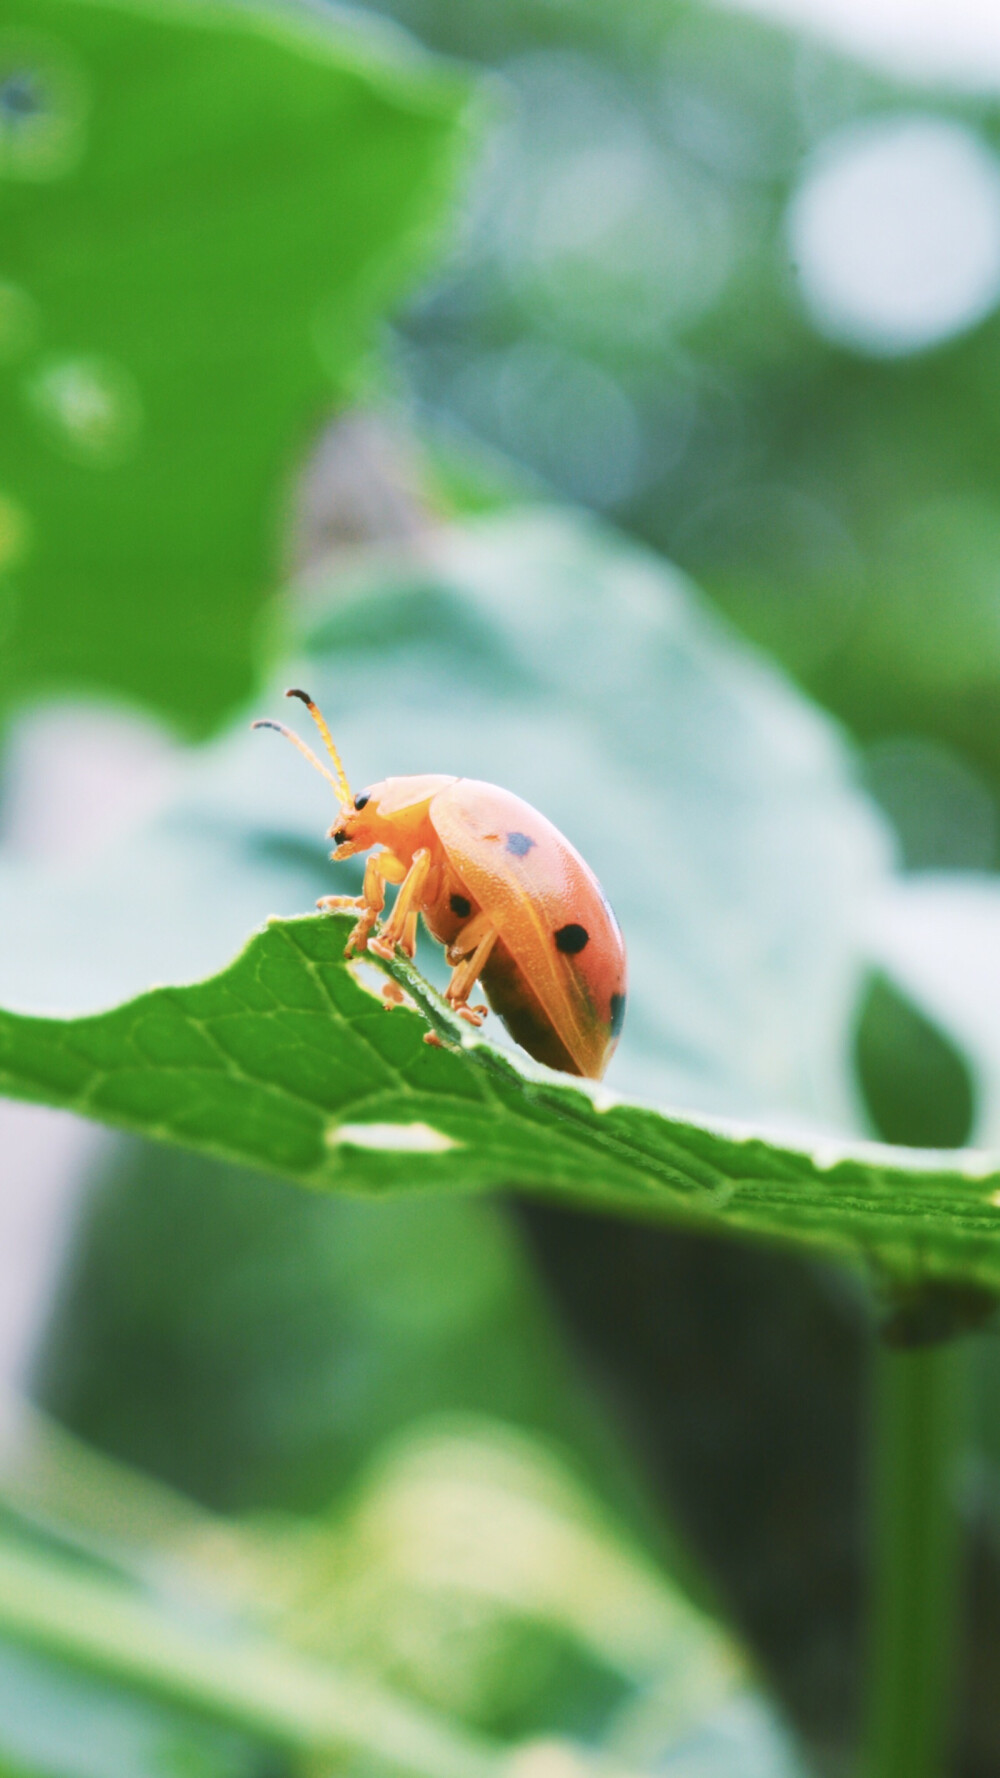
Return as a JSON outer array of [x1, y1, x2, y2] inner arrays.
[[0, 909, 998, 1291], [0, 0, 469, 730]]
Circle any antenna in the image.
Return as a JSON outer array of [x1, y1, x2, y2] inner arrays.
[[284, 690, 352, 805], [251, 689, 352, 805]]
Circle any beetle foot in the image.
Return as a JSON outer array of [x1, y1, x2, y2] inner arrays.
[[382, 980, 405, 1009], [455, 1004, 487, 1027], [343, 916, 377, 958]]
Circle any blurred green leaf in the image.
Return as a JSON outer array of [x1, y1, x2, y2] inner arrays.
[[0, 909, 998, 1290], [210, 1416, 807, 1769], [0, 1525, 504, 1778], [0, 1640, 260, 1778], [36, 1144, 626, 1516], [0, 0, 469, 731], [855, 971, 977, 1151], [38, 1137, 826, 1752], [0, 1408, 810, 1776]]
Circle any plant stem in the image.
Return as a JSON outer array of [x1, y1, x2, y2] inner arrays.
[[0, 1535, 505, 1778], [865, 1339, 969, 1778]]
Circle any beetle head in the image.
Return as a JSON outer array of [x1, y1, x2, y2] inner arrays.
[[329, 776, 457, 858], [329, 785, 383, 858]]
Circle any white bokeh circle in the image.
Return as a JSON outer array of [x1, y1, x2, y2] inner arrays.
[[787, 114, 1000, 355]]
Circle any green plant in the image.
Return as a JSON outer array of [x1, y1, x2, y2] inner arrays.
[[3, 2, 1000, 1775]]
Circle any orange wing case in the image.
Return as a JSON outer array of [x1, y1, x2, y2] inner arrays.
[[430, 781, 626, 1078]]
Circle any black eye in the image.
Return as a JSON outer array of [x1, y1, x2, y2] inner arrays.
[[333, 829, 348, 845], [354, 792, 370, 811]]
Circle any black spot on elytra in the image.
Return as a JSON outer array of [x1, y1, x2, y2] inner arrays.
[[554, 922, 589, 954], [353, 791, 370, 811], [450, 893, 471, 919], [506, 831, 536, 857], [609, 992, 626, 1038]]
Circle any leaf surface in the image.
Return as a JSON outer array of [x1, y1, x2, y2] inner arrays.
[[1, 910, 998, 1291]]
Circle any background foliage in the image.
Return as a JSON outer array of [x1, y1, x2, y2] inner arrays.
[[0, 0, 466, 728], [3, 0, 1000, 1775]]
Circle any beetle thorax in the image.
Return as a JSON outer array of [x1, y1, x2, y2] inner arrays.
[[329, 775, 455, 863]]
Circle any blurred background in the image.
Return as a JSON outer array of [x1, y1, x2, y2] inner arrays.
[[4, 0, 1000, 1773]]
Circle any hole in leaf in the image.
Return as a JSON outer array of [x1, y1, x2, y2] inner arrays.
[[328, 1121, 459, 1152]]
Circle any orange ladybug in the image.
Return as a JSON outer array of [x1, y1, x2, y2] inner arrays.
[[253, 690, 627, 1080]]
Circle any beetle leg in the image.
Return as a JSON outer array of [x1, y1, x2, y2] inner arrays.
[[369, 848, 432, 959], [446, 925, 498, 1024], [445, 909, 494, 965], [318, 851, 406, 956]]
